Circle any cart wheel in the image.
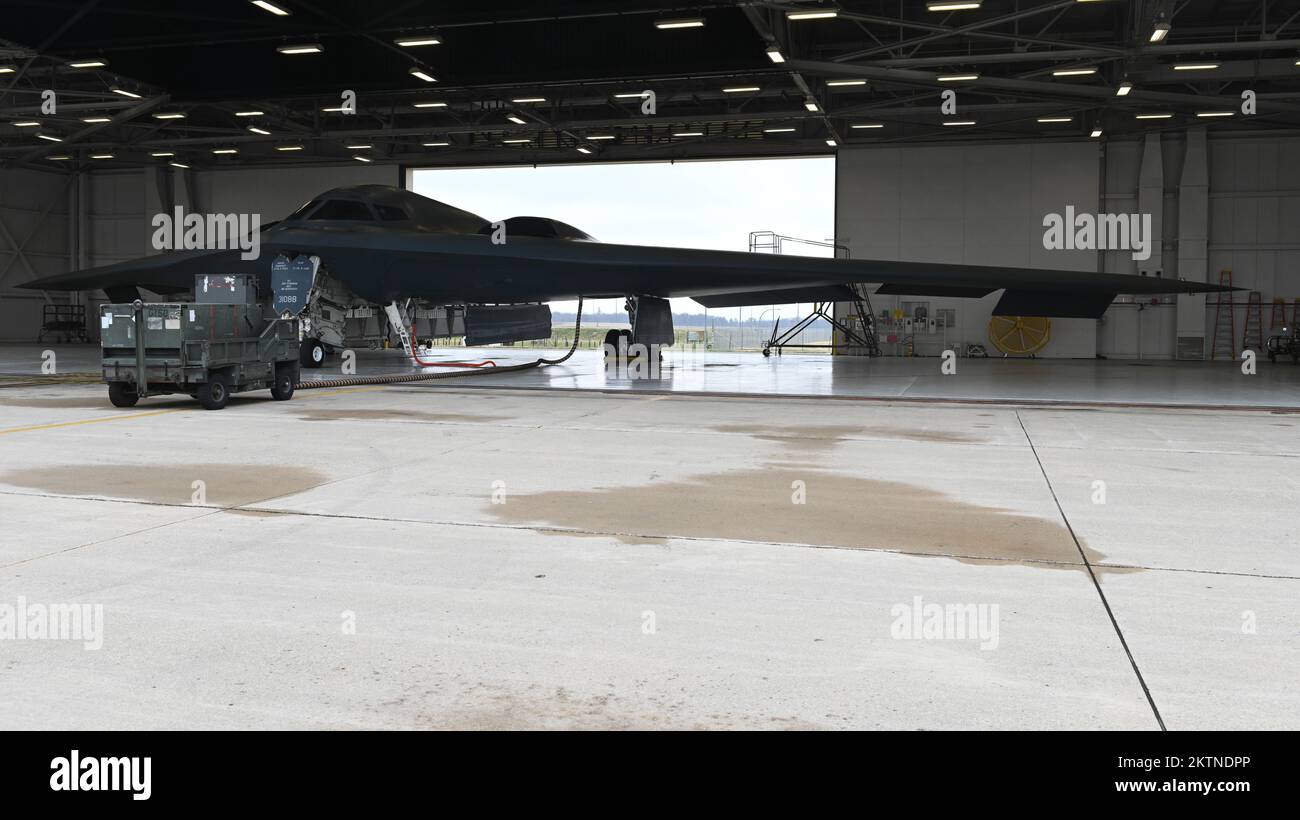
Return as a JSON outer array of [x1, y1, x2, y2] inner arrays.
[[196, 375, 230, 410], [300, 339, 326, 368], [270, 366, 295, 401], [107, 382, 139, 408], [762, 347, 771, 357]]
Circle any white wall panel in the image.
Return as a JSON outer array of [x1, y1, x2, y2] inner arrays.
[[836, 141, 1099, 358]]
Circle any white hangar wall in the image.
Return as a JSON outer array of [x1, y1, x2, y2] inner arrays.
[[835, 131, 1300, 360], [836, 140, 1100, 359]]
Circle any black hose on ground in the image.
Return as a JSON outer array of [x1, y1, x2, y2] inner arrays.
[[294, 297, 585, 390]]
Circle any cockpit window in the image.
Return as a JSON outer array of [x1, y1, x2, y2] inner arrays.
[[287, 199, 320, 220], [306, 200, 374, 221], [375, 204, 409, 221]]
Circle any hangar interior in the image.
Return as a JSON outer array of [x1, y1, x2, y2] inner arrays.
[[0, 1, 1297, 732]]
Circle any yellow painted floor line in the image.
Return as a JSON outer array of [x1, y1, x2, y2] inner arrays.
[[0, 408, 183, 436]]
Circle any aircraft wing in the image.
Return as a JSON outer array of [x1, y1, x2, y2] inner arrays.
[[18, 225, 1231, 319]]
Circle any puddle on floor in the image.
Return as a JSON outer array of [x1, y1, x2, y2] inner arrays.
[[0, 463, 329, 507], [488, 466, 1133, 573], [295, 408, 502, 423], [714, 423, 987, 448]]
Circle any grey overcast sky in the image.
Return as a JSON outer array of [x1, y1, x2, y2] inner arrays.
[[410, 156, 835, 320]]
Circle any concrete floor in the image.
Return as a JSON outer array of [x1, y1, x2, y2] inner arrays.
[[0, 346, 1296, 729]]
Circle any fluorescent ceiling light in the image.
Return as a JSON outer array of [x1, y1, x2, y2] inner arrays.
[[1116, 81, 1133, 96], [153, 112, 186, 120], [1150, 22, 1170, 42], [1037, 117, 1073, 123], [346, 143, 372, 149], [1173, 63, 1219, 71], [655, 18, 704, 29], [276, 145, 304, 151], [82, 117, 111, 123], [614, 92, 649, 99], [511, 97, 545, 103], [587, 134, 616, 140], [409, 68, 437, 83], [788, 10, 839, 20], [37, 134, 63, 142], [0, 65, 16, 74], [169, 162, 189, 169], [804, 99, 821, 111], [67, 59, 108, 69], [1052, 67, 1097, 76], [12, 121, 40, 127], [502, 138, 532, 144], [763, 127, 796, 133], [937, 73, 979, 82], [827, 79, 867, 87], [394, 36, 441, 47], [47, 155, 71, 161], [150, 151, 175, 157], [212, 148, 238, 154], [251, 0, 290, 15], [1090, 128, 1103, 138], [90, 154, 113, 159], [850, 123, 884, 129], [576, 146, 592, 154], [234, 110, 264, 117], [247, 126, 271, 135], [277, 44, 322, 54], [1135, 113, 1173, 119], [111, 87, 142, 99], [422, 141, 450, 147], [673, 131, 703, 137], [766, 46, 786, 64], [943, 120, 976, 126], [825, 139, 838, 147], [723, 86, 761, 93], [507, 115, 526, 125], [1196, 111, 1235, 118], [928, 1, 982, 10], [353, 155, 371, 162], [413, 101, 447, 108], [320, 106, 347, 113]]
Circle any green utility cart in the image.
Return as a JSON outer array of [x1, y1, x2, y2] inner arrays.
[[101, 300, 301, 410]]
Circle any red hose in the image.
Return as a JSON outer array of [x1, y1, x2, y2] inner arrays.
[[404, 328, 496, 368]]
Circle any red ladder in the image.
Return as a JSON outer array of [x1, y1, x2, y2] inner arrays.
[[1209, 269, 1236, 360], [1242, 291, 1264, 354]]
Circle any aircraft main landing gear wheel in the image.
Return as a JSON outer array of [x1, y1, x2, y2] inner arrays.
[[301, 339, 326, 368]]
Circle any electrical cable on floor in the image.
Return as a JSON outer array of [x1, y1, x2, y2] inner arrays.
[[294, 296, 585, 390]]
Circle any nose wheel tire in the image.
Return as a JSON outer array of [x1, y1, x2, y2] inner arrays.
[[300, 339, 326, 368]]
